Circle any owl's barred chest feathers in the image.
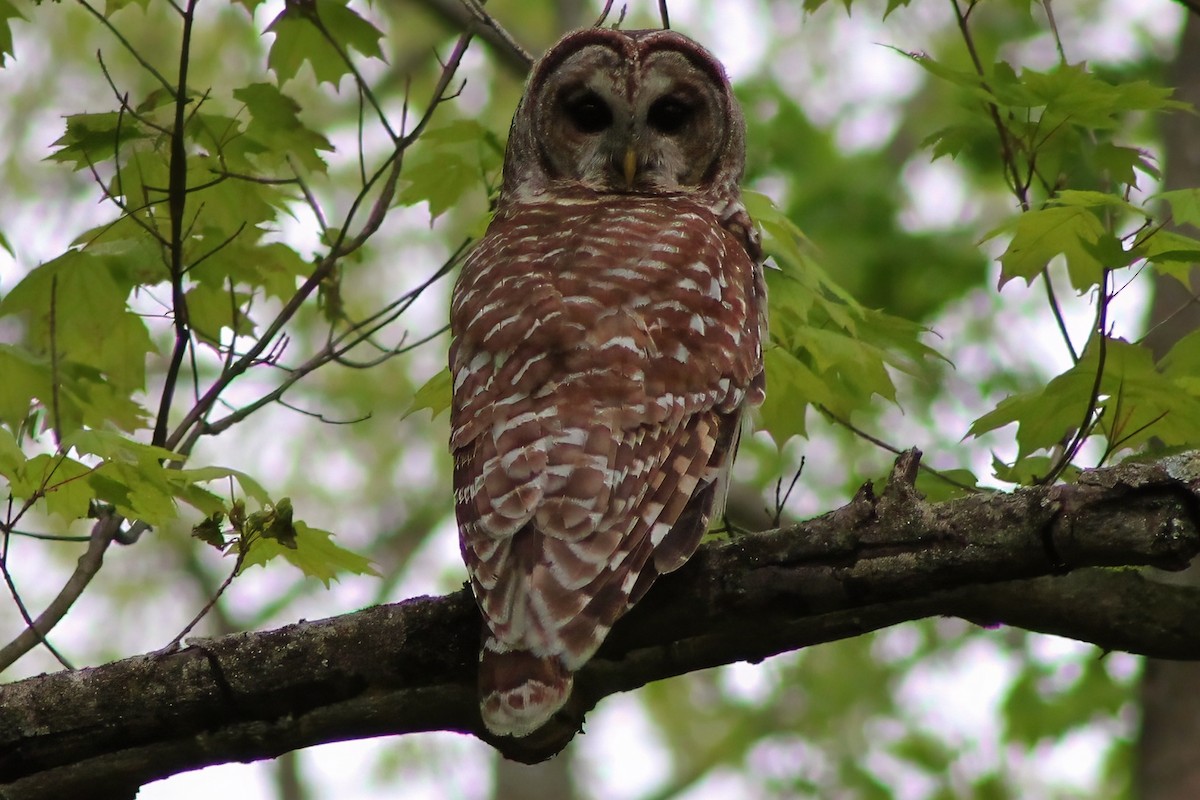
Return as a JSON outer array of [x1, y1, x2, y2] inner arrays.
[[452, 194, 758, 405]]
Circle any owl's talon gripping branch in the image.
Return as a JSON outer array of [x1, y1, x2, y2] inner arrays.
[[448, 27, 766, 743]]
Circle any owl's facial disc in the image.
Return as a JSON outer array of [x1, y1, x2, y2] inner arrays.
[[535, 44, 729, 194], [629, 50, 728, 191]]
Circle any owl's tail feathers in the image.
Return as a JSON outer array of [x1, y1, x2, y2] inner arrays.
[[479, 636, 573, 738]]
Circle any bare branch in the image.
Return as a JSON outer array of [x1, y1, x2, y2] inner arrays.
[[0, 526, 74, 670], [410, 0, 532, 74], [593, 0, 616, 27], [457, 0, 533, 66], [1040, 0, 1067, 62], [0, 512, 120, 671], [153, 0, 199, 450], [1042, 271, 1079, 363], [950, 0, 1028, 208], [162, 31, 475, 455], [160, 542, 247, 655], [1, 531, 91, 543], [819, 406, 983, 493]]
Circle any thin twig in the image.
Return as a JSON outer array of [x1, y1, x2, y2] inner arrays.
[[1138, 290, 1200, 348], [96, 52, 170, 135], [183, 222, 247, 274], [593, 0, 616, 26], [458, 0, 532, 65], [658, 0, 670, 28], [330, 32, 474, 259], [1042, 272, 1079, 363], [331, 323, 451, 369], [164, 31, 475, 454], [160, 542, 248, 654], [0, 510, 76, 670], [1107, 410, 1170, 461], [302, 4, 397, 140], [407, 0, 531, 74], [950, 0, 1028, 209], [1041, 0, 1067, 62], [207, 289, 456, 436], [0, 512, 119, 671], [286, 155, 330, 235], [48, 275, 63, 448], [0, 453, 107, 670], [74, 0, 175, 93], [772, 458, 805, 528], [153, 0, 199, 450], [0, 556, 75, 670], [1040, 270, 1112, 485], [821, 407, 983, 493], [3, 530, 92, 542]]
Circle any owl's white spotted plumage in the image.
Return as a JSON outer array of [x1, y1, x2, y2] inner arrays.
[[449, 27, 765, 738]]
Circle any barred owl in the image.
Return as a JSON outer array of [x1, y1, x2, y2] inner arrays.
[[449, 27, 766, 739]]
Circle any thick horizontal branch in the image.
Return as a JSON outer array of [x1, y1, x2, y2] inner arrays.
[[3, 452, 1200, 798]]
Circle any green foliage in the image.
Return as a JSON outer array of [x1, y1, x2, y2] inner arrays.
[[266, 0, 384, 86], [0, 0, 23, 66], [406, 364, 452, 421], [0, 249, 156, 404], [971, 336, 1200, 466], [396, 119, 505, 225], [1159, 187, 1200, 227], [896, 26, 1200, 486], [0, 0, 392, 593], [233, 83, 334, 173], [801, 0, 913, 15], [189, 496, 378, 585], [913, 54, 1184, 193], [241, 518, 380, 587], [741, 81, 988, 321], [750, 192, 943, 445], [986, 203, 1110, 290]]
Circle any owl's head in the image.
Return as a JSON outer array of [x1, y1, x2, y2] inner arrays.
[[501, 28, 746, 203]]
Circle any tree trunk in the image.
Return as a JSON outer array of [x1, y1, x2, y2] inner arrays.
[[1135, 11, 1200, 800]]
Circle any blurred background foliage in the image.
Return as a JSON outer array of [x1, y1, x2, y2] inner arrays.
[[0, 0, 1195, 798]]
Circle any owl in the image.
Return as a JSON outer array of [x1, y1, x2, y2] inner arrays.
[[449, 27, 766, 739]]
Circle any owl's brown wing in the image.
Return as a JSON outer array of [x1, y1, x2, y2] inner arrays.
[[449, 197, 763, 737]]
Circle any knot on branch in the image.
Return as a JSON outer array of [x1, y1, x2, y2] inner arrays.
[[877, 447, 926, 516], [829, 448, 928, 534], [1051, 458, 1200, 572]]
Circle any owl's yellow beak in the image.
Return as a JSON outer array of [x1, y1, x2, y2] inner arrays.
[[622, 147, 638, 189]]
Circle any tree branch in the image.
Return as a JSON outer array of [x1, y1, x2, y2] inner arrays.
[[3, 453, 1200, 798], [0, 512, 121, 672], [411, 0, 532, 72]]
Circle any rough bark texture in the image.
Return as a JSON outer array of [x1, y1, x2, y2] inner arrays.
[[4, 452, 1200, 799]]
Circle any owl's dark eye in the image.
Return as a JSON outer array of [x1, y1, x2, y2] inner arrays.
[[647, 96, 694, 134], [563, 91, 613, 134]]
